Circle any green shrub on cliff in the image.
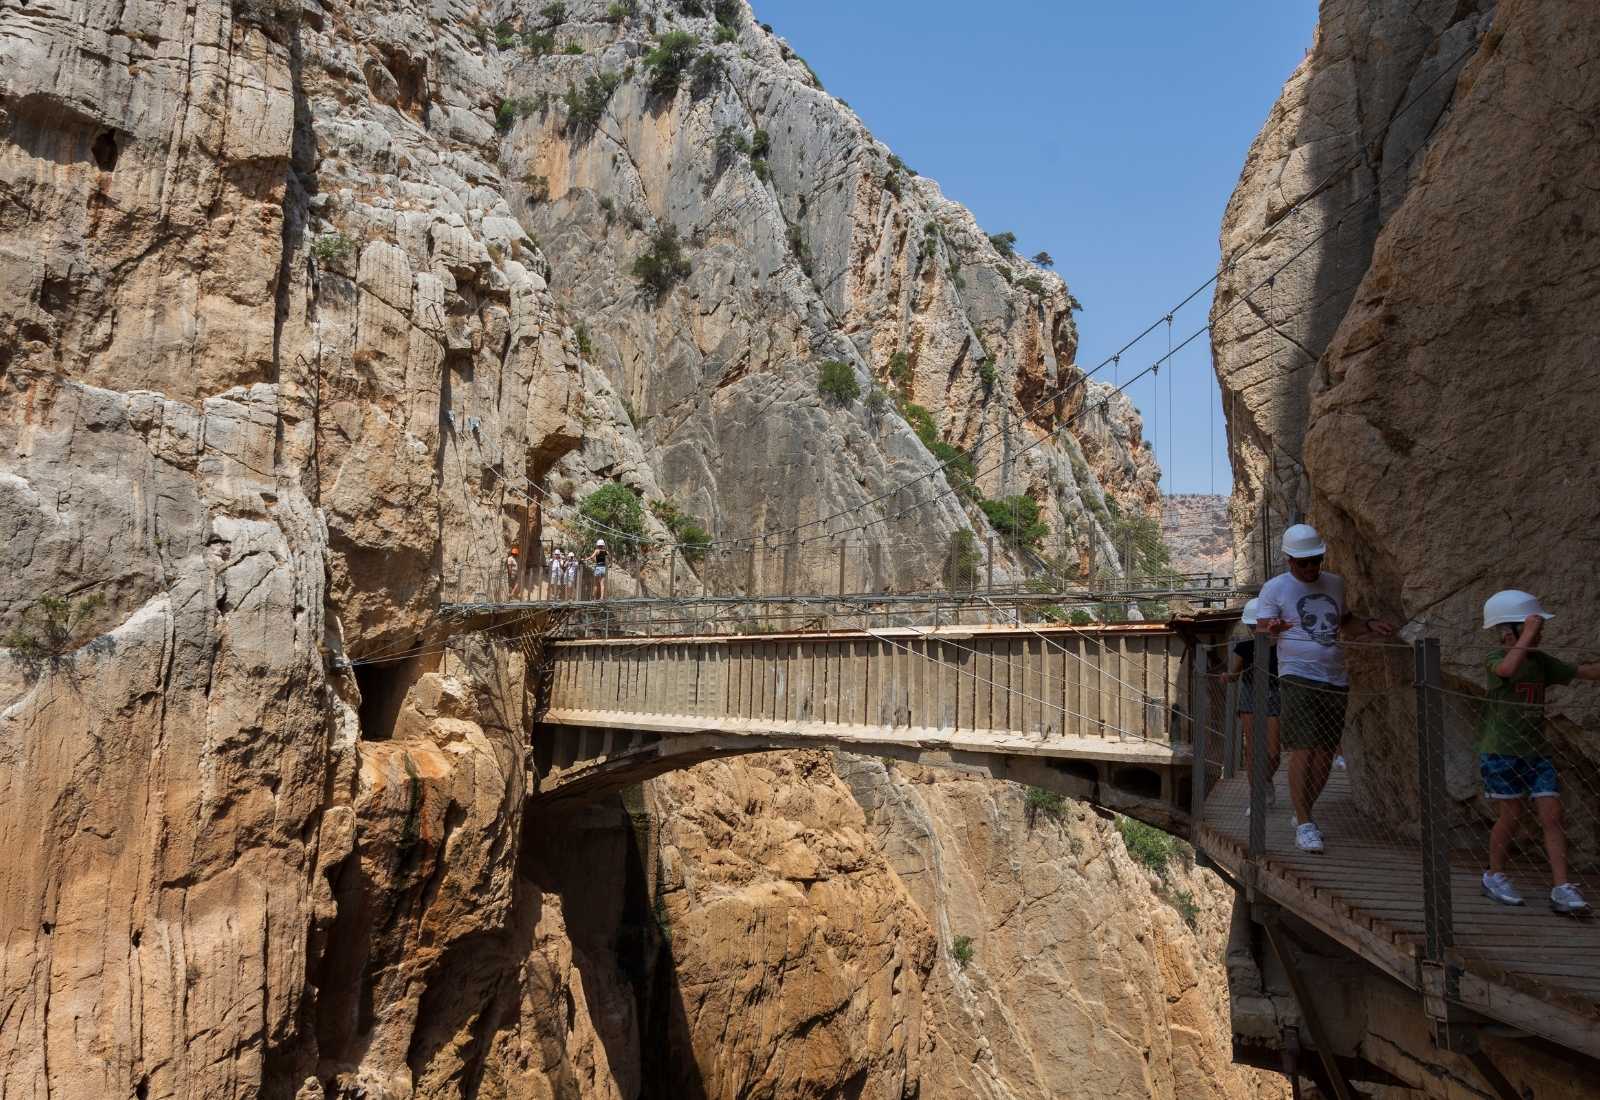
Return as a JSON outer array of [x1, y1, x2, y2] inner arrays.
[[630, 224, 692, 299], [817, 360, 860, 406], [578, 484, 645, 556]]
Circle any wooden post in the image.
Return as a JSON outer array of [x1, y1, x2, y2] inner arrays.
[[668, 552, 676, 600], [1414, 637, 1454, 961], [1249, 633, 1269, 858], [986, 537, 994, 594]]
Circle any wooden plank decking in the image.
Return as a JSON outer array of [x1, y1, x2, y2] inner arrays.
[[1198, 770, 1600, 1056]]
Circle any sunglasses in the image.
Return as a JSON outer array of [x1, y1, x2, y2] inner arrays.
[[1290, 555, 1325, 568]]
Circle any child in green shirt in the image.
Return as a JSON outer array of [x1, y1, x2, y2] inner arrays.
[[1478, 590, 1600, 914]]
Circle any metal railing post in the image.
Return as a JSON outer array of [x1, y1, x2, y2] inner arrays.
[[1249, 633, 1269, 858], [1191, 645, 1208, 837], [1414, 637, 1454, 961], [838, 543, 847, 596], [1222, 680, 1239, 779]]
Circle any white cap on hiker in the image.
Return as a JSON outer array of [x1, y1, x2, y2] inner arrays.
[[596, 538, 605, 546], [1281, 523, 1326, 559], [1483, 590, 1553, 630]]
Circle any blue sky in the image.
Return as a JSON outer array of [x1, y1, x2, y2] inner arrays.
[[755, 0, 1317, 495]]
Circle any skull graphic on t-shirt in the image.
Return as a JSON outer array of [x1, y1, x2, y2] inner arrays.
[[1297, 593, 1341, 646]]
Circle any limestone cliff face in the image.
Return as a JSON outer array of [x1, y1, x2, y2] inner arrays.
[[838, 759, 1286, 1100], [1, 2, 1226, 1099], [501, 0, 1154, 583], [1212, 0, 1600, 865], [1209, 0, 1494, 583]]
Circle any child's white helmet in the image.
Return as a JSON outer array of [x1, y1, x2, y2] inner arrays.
[[596, 538, 605, 546], [1483, 590, 1553, 630]]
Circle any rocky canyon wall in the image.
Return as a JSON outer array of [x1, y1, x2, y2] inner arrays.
[[1213, 0, 1600, 864], [0, 0, 1256, 1097]]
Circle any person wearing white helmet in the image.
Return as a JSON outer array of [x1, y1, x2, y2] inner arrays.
[[585, 538, 610, 600], [1477, 590, 1600, 915], [1256, 522, 1395, 853], [1223, 598, 1280, 806], [563, 548, 579, 600]]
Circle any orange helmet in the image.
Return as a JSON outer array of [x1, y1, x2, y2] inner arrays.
[[509, 547, 520, 556]]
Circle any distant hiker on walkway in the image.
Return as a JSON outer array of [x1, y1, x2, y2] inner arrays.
[[506, 546, 521, 597], [564, 549, 580, 600], [548, 549, 564, 600], [1225, 598, 1280, 809], [1256, 523, 1395, 853], [1478, 590, 1600, 915], [586, 538, 610, 600]]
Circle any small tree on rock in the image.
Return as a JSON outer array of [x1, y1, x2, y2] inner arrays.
[[817, 360, 861, 406], [631, 225, 692, 300]]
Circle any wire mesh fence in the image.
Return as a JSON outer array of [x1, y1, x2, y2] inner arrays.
[[1187, 624, 1600, 1014], [478, 535, 1244, 630]]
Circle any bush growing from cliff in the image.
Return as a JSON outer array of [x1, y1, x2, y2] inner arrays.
[[1017, 275, 1046, 298], [976, 360, 997, 389], [883, 172, 903, 200], [951, 935, 974, 969], [643, 31, 699, 97], [690, 50, 725, 94], [578, 484, 645, 556], [712, 0, 740, 26], [2, 593, 103, 663], [311, 233, 355, 265], [520, 30, 555, 55], [604, 1, 635, 24], [496, 97, 538, 132], [494, 21, 518, 48], [980, 495, 1047, 552], [540, 2, 567, 26], [750, 129, 770, 158], [631, 225, 692, 299], [563, 71, 621, 134], [816, 360, 860, 406], [1025, 786, 1067, 826], [887, 349, 911, 391], [988, 230, 1017, 257], [1031, 250, 1054, 268], [713, 23, 737, 44], [651, 499, 712, 560], [1117, 816, 1178, 874]]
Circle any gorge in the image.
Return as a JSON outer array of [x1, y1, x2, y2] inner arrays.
[[3, 0, 1598, 1097]]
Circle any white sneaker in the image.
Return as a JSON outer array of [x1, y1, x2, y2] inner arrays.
[[1295, 822, 1324, 853], [1481, 872, 1524, 907], [1551, 883, 1592, 915]]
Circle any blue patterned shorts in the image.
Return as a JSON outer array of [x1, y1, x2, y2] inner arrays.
[[1480, 754, 1559, 800]]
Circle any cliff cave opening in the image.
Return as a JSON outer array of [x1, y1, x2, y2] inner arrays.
[[353, 649, 419, 741], [91, 129, 119, 172]]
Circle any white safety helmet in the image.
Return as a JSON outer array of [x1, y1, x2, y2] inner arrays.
[[1281, 523, 1327, 560], [1240, 598, 1261, 626], [1483, 590, 1553, 631], [596, 538, 605, 547]]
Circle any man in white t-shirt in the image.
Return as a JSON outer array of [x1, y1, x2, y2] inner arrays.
[[1256, 523, 1395, 852]]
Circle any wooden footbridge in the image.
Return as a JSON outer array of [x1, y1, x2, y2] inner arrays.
[[413, 582, 1600, 1097]]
